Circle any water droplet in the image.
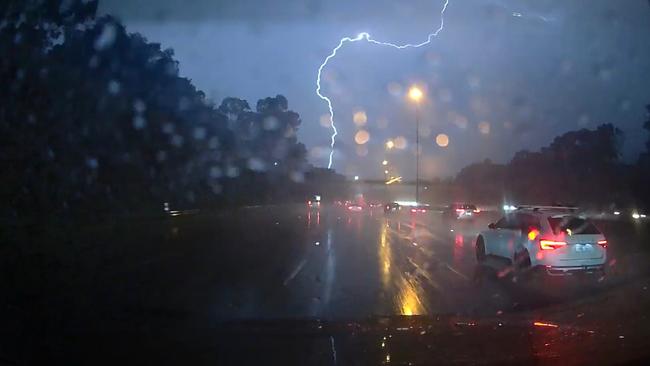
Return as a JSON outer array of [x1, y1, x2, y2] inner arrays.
[[156, 151, 167, 162], [209, 166, 222, 178], [193, 127, 206, 140], [133, 99, 146, 113], [86, 157, 98, 169], [162, 122, 174, 134], [208, 137, 219, 149], [94, 23, 117, 51], [107, 80, 120, 95], [263, 116, 279, 130], [133, 115, 146, 129], [171, 134, 184, 147]]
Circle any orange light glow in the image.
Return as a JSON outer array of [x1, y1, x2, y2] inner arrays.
[[354, 130, 370, 145], [527, 229, 540, 241], [435, 133, 449, 147], [533, 321, 559, 328], [597, 240, 607, 247]]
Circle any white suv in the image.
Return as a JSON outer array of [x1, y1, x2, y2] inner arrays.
[[475, 207, 607, 276]]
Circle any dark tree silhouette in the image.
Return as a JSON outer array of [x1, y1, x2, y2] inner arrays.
[[0, 2, 310, 222], [455, 124, 627, 206]]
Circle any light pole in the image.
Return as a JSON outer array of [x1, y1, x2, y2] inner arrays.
[[408, 86, 423, 204]]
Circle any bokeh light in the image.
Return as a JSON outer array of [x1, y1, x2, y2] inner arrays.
[[356, 145, 368, 157], [478, 121, 491, 135], [385, 139, 394, 149], [435, 133, 449, 147], [387, 82, 403, 97], [394, 136, 407, 150], [353, 110, 368, 126], [354, 129, 370, 145], [408, 86, 423, 102], [319, 114, 331, 127]]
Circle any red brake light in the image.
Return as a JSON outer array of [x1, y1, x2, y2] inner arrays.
[[473, 209, 480, 213], [410, 208, 417, 213], [455, 208, 464, 212], [308, 201, 311, 205], [597, 240, 607, 247], [527, 229, 540, 241], [540, 239, 566, 250]]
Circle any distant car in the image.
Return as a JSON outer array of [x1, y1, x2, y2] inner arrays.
[[384, 202, 400, 214], [409, 205, 429, 214], [608, 206, 648, 221], [307, 195, 321, 209], [445, 203, 479, 220], [475, 207, 607, 276], [347, 203, 363, 212]]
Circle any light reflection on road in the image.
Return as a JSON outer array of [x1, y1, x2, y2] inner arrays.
[[379, 220, 428, 316]]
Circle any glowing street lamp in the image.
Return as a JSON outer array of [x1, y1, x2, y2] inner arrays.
[[386, 140, 395, 150], [408, 85, 424, 203], [408, 86, 423, 102], [382, 160, 388, 166]]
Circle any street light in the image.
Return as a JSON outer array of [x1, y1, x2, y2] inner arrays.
[[386, 140, 394, 150], [382, 160, 388, 166], [408, 86, 423, 102], [408, 85, 423, 204]]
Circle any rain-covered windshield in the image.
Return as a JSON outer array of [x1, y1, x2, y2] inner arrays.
[[3, 0, 650, 364]]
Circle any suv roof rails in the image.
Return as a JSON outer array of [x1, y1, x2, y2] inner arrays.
[[516, 205, 579, 211]]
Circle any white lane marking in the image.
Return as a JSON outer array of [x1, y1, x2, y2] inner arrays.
[[283, 259, 307, 286], [445, 263, 470, 281], [330, 336, 337, 365]]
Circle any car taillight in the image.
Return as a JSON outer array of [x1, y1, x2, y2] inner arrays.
[[540, 239, 567, 250], [527, 229, 540, 241], [473, 209, 480, 213], [455, 208, 464, 213], [308, 201, 311, 205], [597, 240, 607, 247]]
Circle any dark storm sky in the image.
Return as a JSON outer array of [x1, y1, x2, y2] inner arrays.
[[99, 0, 650, 179]]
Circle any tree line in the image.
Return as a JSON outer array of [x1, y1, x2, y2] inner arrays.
[[0, 0, 345, 223], [454, 119, 650, 209]]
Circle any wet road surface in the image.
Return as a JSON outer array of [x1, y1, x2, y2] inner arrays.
[[201, 204, 648, 320]]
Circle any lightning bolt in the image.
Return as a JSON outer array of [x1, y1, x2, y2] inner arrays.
[[317, 0, 450, 169]]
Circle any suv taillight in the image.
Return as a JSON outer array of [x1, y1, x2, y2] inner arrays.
[[540, 239, 567, 250]]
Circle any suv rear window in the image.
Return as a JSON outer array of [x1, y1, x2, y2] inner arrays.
[[548, 217, 601, 235]]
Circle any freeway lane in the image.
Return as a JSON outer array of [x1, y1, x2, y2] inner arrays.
[[157, 203, 649, 321]]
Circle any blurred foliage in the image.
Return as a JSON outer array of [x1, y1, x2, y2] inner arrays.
[[0, 0, 343, 222], [454, 123, 649, 208]]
